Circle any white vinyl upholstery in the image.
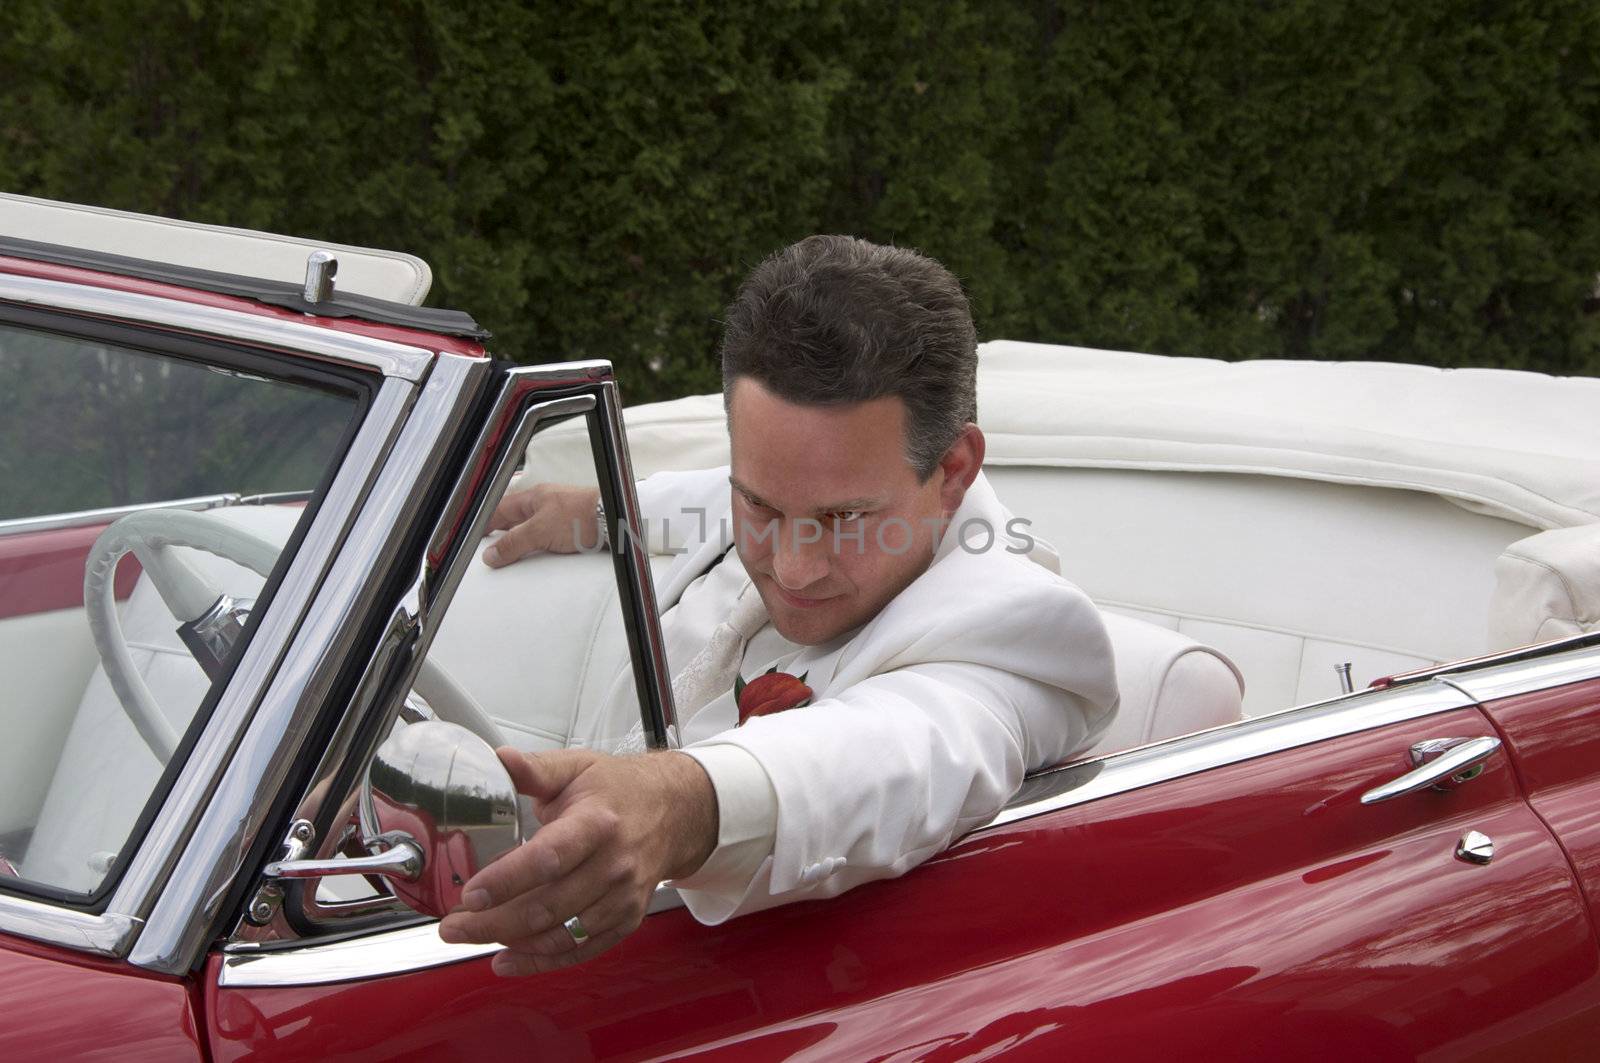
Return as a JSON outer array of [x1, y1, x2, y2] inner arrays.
[[425, 548, 645, 754], [1086, 612, 1244, 756], [1489, 523, 1600, 648], [984, 466, 1528, 715], [0, 608, 99, 834], [22, 506, 298, 892], [423, 540, 1243, 763], [528, 439, 1530, 716]]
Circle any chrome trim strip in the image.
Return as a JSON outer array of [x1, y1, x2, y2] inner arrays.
[[0, 894, 140, 959], [0, 273, 436, 380], [214, 685, 1475, 988], [128, 355, 491, 975], [0, 377, 414, 956], [594, 380, 678, 747], [1376, 631, 1600, 689], [220, 922, 498, 987], [0, 494, 242, 536], [217, 885, 686, 987], [989, 678, 1476, 829], [1443, 643, 1600, 704], [498, 359, 614, 384]]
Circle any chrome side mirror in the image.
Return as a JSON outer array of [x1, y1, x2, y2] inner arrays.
[[266, 720, 526, 918]]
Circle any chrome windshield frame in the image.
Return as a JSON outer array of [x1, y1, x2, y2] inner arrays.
[[0, 272, 435, 380], [127, 353, 491, 974]]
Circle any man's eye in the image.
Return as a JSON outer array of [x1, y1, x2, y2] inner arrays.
[[830, 510, 865, 524]]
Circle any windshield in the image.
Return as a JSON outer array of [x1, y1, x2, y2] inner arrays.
[[0, 320, 362, 897]]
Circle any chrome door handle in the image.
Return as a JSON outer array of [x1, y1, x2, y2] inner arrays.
[[1360, 736, 1502, 805]]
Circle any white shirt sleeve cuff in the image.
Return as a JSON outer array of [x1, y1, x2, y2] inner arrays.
[[671, 744, 778, 895]]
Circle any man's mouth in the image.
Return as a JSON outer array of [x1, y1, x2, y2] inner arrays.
[[771, 583, 837, 610]]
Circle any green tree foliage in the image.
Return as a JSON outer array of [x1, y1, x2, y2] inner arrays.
[[3, 0, 1597, 403], [0, 323, 355, 517]]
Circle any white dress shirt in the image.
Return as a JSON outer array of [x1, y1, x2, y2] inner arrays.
[[657, 549, 797, 894]]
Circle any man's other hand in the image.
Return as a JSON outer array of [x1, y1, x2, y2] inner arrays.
[[481, 483, 601, 567], [437, 748, 718, 976]]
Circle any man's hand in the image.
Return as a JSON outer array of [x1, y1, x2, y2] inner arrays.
[[481, 483, 601, 567], [437, 748, 718, 976]]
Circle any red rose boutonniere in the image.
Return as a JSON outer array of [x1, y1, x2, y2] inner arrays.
[[734, 667, 813, 725]]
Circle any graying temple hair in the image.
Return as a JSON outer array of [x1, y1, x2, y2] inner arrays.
[[719, 235, 978, 480]]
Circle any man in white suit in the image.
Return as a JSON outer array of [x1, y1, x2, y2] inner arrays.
[[439, 236, 1118, 975]]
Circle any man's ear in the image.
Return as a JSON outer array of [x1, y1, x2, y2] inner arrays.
[[936, 424, 986, 514]]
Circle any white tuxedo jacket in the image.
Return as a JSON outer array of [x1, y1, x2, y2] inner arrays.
[[632, 466, 1118, 922]]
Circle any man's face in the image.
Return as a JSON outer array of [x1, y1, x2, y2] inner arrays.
[[728, 376, 970, 646]]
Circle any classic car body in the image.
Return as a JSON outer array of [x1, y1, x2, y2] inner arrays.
[[2, 192, 1600, 1061]]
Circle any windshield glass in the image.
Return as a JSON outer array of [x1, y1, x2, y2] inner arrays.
[[0, 320, 361, 897]]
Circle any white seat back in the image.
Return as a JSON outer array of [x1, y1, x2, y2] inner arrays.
[[1088, 611, 1243, 756], [985, 466, 1531, 714], [1489, 523, 1600, 648], [23, 506, 296, 892], [428, 548, 1243, 762]]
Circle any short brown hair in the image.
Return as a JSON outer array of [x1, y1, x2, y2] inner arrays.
[[720, 235, 977, 479]]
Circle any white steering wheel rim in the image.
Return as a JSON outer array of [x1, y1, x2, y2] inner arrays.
[[84, 510, 279, 761], [83, 509, 504, 761]]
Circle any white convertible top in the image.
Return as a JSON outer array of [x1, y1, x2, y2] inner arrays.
[[578, 341, 1600, 530], [978, 341, 1600, 530], [0, 192, 432, 305]]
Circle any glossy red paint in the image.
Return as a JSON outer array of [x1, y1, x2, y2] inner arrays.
[[0, 255, 490, 358], [0, 932, 203, 1062], [1481, 677, 1600, 934], [0, 523, 140, 621], [207, 707, 1600, 1060]]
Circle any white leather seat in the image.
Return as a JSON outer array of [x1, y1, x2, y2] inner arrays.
[[426, 548, 642, 754], [427, 547, 1243, 763], [1087, 611, 1244, 756], [23, 506, 297, 892], [984, 466, 1525, 714]]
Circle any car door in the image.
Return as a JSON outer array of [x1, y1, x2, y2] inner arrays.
[[203, 361, 1600, 1060], [205, 691, 1600, 1061]]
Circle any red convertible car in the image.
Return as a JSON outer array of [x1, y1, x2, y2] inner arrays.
[[2, 192, 1599, 1060]]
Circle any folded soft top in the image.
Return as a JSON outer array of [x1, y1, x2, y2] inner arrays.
[[537, 341, 1600, 531]]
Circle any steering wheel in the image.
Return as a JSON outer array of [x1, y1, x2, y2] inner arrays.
[[83, 508, 504, 761]]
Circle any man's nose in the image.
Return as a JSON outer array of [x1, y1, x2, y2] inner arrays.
[[771, 517, 830, 590]]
